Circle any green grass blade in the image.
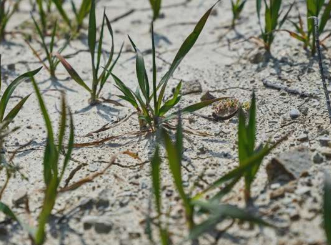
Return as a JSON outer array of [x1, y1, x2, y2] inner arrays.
[[52, 0, 71, 28], [0, 202, 17, 220], [128, 36, 150, 102], [161, 127, 189, 208], [0, 66, 42, 122], [189, 201, 272, 240], [31, 76, 57, 186], [151, 146, 162, 215], [95, 10, 106, 82], [158, 1, 219, 89], [158, 82, 182, 116], [55, 53, 91, 92], [60, 110, 74, 183], [112, 74, 139, 109], [149, 0, 162, 20], [319, 0, 331, 33], [151, 23, 158, 114], [2, 94, 30, 127], [324, 174, 331, 245], [49, 21, 57, 54], [256, 0, 262, 21], [88, 0, 97, 94]]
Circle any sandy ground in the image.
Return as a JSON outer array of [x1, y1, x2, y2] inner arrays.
[[1, 0, 331, 244]]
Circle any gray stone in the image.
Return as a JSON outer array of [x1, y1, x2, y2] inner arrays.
[[96, 189, 112, 208], [82, 215, 113, 234], [313, 152, 324, 164], [181, 80, 202, 95], [296, 134, 308, 142], [318, 136, 331, 147], [266, 148, 312, 184], [289, 109, 300, 119]]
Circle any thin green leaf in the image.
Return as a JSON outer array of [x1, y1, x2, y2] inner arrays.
[[2, 94, 30, 127], [0, 66, 42, 122]]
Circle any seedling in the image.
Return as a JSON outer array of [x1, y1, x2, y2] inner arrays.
[[324, 174, 331, 245], [0, 0, 20, 41], [284, 0, 331, 55], [113, 2, 226, 131], [0, 77, 74, 245], [56, 1, 123, 105], [150, 112, 272, 243], [0, 55, 42, 127], [256, 0, 292, 52], [52, 0, 92, 34], [194, 93, 285, 206], [231, 0, 247, 28], [149, 0, 162, 21], [26, 15, 69, 78]]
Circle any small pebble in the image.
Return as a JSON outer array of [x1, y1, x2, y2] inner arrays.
[[313, 152, 324, 164], [289, 109, 300, 119]]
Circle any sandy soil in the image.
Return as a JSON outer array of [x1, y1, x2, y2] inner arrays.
[[1, 0, 331, 244]]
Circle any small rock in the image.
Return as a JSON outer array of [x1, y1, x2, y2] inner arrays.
[[82, 216, 113, 234], [319, 147, 331, 158], [181, 80, 202, 95], [270, 183, 281, 190], [313, 152, 324, 164], [289, 108, 300, 119], [299, 106, 308, 116], [165, 189, 173, 197], [266, 148, 312, 185], [318, 136, 331, 147], [295, 186, 310, 195], [12, 188, 27, 207], [249, 51, 268, 64], [7, 64, 15, 71], [205, 169, 216, 177], [297, 134, 308, 142], [96, 189, 112, 208], [270, 187, 285, 199]]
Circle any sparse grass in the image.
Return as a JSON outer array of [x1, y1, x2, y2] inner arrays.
[[231, 0, 247, 28], [113, 2, 225, 131], [194, 93, 285, 205], [56, 1, 123, 105], [256, 0, 292, 52], [284, 0, 331, 55], [150, 104, 274, 243], [25, 15, 69, 78], [0, 76, 74, 245], [0, 0, 20, 41]]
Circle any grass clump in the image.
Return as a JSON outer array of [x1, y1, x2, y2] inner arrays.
[[26, 15, 69, 78], [0, 0, 19, 41], [0, 76, 74, 245], [149, 96, 276, 242], [231, 0, 247, 28], [284, 0, 331, 55], [256, 0, 292, 52], [56, 1, 123, 105], [113, 2, 225, 131]]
